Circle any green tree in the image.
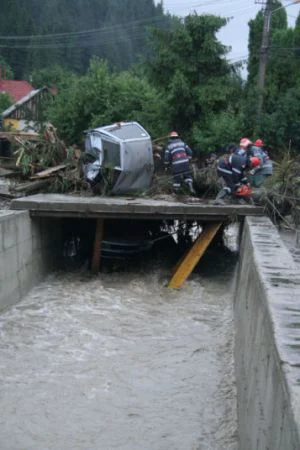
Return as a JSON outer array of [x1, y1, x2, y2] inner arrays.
[[147, 14, 243, 151], [29, 65, 73, 89], [0, 92, 12, 113], [0, 0, 168, 78], [0, 55, 14, 79], [247, 0, 287, 86], [244, 3, 300, 150], [47, 59, 167, 144], [259, 86, 300, 150]]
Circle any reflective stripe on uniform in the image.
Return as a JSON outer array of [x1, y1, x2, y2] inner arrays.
[[171, 148, 182, 154], [172, 158, 189, 165], [218, 167, 232, 175]]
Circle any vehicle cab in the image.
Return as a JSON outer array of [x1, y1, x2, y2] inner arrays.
[[83, 121, 154, 194]]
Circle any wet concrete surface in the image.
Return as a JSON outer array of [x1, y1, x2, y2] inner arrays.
[[0, 253, 238, 450], [280, 229, 300, 266], [235, 217, 300, 449]]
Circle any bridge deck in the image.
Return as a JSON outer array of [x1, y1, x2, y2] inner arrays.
[[11, 194, 264, 221]]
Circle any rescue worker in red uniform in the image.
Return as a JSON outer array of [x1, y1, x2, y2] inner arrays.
[[164, 131, 195, 194], [215, 154, 261, 202]]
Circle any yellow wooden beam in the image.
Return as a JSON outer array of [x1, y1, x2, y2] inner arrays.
[[91, 218, 104, 274], [168, 222, 223, 289]]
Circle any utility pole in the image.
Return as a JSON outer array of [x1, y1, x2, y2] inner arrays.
[[257, 0, 273, 116], [256, 0, 300, 115]]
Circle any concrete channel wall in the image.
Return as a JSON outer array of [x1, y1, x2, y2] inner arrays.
[[235, 216, 300, 450], [0, 211, 61, 311], [2, 209, 300, 449]]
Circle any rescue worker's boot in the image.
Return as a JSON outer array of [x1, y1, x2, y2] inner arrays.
[[214, 186, 231, 204], [185, 178, 196, 195]]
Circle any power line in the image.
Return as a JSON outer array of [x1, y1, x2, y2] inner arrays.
[[0, 5, 253, 50], [0, 31, 152, 49], [0, 15, 167, 41], [0, 0, 248, 43]]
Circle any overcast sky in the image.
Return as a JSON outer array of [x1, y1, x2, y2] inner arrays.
[[159, 0, 300, 69]]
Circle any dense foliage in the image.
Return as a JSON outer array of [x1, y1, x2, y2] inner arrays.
[[47, 59, 167, 144], [46, 14, 245, 151], [1, 0, 300, 154], [0, 0, 166, 78], [0, 92, 12, 113], [147, 14, 244, 151], [245, 2, 300, 151]]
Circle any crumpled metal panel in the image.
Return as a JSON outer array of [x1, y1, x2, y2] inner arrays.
[[112, 139, 154, 194]]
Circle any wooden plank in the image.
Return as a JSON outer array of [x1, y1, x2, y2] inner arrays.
[[29, 164, 67, 180], [91, 218, 104, 274], [168, 222, 223, 289], [0, 131, 39, 140], [12, 179, 51, 194]]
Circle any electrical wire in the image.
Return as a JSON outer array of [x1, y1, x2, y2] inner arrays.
[[0, 0, 249, 44], [166, 0, 243, 8], [0, 16, 167, 41]]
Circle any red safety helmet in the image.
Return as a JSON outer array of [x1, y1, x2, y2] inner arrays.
[[250, 156, 261, 168], [239, 138, 252, 147], [254, 139, 264, 147], [169, 131, 179, 138]]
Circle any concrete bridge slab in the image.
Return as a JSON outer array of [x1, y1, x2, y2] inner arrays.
[[11, 194, 264, 221]]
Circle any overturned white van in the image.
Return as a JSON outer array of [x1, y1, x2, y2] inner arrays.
[[83, 121, 154, 195]]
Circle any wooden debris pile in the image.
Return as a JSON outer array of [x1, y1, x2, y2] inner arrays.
[[263, 153, 300, 227], [192, 160, 222, 197], [14, 125, 66, 177], [0, 129, 222, 199], [0, 125, 87, 196]]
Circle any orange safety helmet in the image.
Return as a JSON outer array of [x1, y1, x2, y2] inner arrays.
[[254, 139, 264, 147], [169, 131, 179, 138], [239, 138, 252, 147], [250, 156, 261, 168]]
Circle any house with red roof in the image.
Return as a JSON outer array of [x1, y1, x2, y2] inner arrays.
[[0, 84, 55, 156], [0, 78, 34, 103]]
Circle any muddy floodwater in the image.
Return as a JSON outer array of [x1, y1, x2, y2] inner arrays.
[[0, 255, 238, 450]]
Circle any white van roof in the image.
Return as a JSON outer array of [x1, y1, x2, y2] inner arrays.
[[91, 121, 150, 142]]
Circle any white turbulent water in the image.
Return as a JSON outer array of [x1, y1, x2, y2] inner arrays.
[[0, 268, 238, 450]]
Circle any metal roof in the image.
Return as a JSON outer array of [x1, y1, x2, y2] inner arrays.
[[1, 87, 47, 118]]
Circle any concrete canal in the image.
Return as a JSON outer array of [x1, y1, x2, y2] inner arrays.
[[1, 211, 300, 449], [0, 258, 237, 450]]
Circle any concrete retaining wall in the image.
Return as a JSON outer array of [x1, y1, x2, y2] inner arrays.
[[235, 216, 300, 450], [2, 209, 300, 449], [0, 211, 61, 311]]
